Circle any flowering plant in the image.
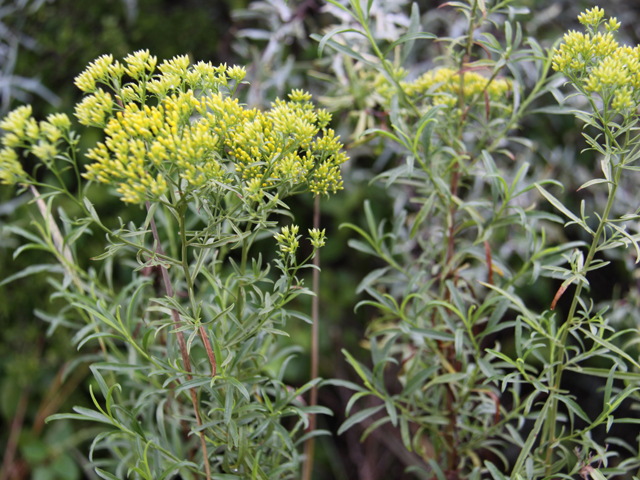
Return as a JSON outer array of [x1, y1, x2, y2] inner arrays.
[[0, 50, 346, 479]]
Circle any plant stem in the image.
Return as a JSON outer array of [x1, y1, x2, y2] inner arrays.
[[542, 163, 620, 476], [178, 206, 217, 377], [146, 202, 211, 480], [303, 194, 321, 480], [0, 388, 28, 480]]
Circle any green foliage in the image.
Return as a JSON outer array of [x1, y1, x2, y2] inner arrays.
[[320, 1, 640, 478]]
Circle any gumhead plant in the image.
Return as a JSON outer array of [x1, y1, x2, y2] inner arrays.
[[317, 1, 640, 479], [0, 50, 346, 479]]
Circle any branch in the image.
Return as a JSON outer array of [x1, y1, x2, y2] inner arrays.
[[146, 202, 211, 480]]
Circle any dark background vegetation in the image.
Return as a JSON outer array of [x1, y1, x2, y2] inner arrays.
[[1, 1, 640, 479]]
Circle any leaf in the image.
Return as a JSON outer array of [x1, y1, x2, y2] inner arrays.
[[320, 378, 366, 392], [529, 105, 576, 115], [46, 410, 113, 426], [92, 362, 149, 372], [401, 2, 420, 63], [428, 459, 447, 480], [402, 365, 440, 396], [317, 27, 366, 57], [400, 416, 412, 452], [511, 395, 551, 476], [410, 328, 454, 342], [95, 469, 120, 480], [535, 184, 594, 234], [422, 373, 467, 391], [294, 429, 332, 447], [384, 397, 397, 427], [360, 128, 406, 147], [309, 33, 376, 67], [158, 461, 199, 480], [577, 178, 611, 191], [485, 460, 508, 480], [604, 364, 617, 409], [343, 349, 372, 385], [410, 196, 436, 239], [0, 263, 64, 286], [227, 376, 251, 401], [338, 404, 385, 435], [77, 333, 125, 351], [356, 267, 389, 294], [581, 329, 640, 370], [385, 32, 436, 57], [556, 394, 590, 423], [322, 0, 357, 20]]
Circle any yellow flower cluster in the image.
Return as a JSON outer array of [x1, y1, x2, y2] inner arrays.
[[73, 52, 347, 203], [0, 147, 25, 185], [83, 90, 221, 202], [274, 224, 300, 256], [402, 68, 511, 103], [0, 105, 72, 183], [75, 88, 114, 127], [552, 8, 637, 113], [274, 225, 326, 262], [308, 228, 326, 249], [0, 52, 347, 201]]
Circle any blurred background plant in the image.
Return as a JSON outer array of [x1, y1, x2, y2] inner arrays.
[[3, 1, 640, 479]]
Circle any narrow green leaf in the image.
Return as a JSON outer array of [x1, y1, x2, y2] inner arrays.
[[535, 184, 594, 234], [338, 404, 385, 435]]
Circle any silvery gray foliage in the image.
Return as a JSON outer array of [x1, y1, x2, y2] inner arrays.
[[232, 0, 310, 108], [0, 0, 60, 112]]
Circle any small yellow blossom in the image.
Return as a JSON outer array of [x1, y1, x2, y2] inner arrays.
[[578, 7, 605, 28], [403, 68, 510, 102], [227, 65, 247, 83], [554, 8, 640, 114], [275, 225, 300, 256], [0, 105, 32, 137], [0, 147, 26, 185], [74, 54, 114, 92], [309, 228, 326, 249], [32, 141, 58, 163]]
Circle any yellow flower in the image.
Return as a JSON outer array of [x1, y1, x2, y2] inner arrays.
[[74, 54, 114, 92], [554, 8, 640, 113], [0, 147, 26, 185], [1, 52, 348, 204]]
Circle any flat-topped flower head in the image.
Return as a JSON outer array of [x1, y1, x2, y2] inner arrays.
[[0, 53, 349, 204], [123, 50, 157, 79], [74, 53, 348, 204], [275, 224, 300, 256], [553, 8, 640, 114], [308, 228, 326, 249]]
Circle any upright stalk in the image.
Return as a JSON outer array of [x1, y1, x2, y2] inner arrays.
[[146, 202, 212, 480], [303, 194, 321, 480], [543, 158, 621, 476], [177, 205, 217, 377]]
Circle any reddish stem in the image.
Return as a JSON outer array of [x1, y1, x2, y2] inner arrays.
[[303, 194, 321, 480], [146, 202, 211, 480]]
